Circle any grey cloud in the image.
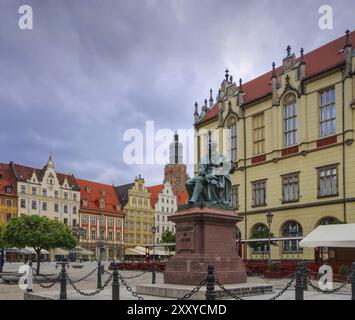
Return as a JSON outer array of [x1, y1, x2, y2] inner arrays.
[[0, 0, 354, 185]]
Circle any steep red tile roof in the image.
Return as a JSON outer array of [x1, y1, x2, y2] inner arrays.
[[147, 184, 164, 208], [0, 162, 16, 196], [198, 31, 355, 124], [10, 162, 79, 190], [177, 191, 189, 206], [76, 178, 121, 215]]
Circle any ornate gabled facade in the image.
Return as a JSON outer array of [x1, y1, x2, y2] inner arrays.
[[193, 30, 355, 262], [10, 155, 81, 226], [116, 175, 155, 248], [76, 178, 124, 260], [148, 181, 177, 243], [0, 163, 17, 225]]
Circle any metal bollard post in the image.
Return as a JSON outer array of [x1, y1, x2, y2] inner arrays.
[[295, 262, 304, 301], [27, 260, 33, 293], [111, 262, 120, 300], [152, 262, 157, 285], [59, 262, 68, 300], [97, 260, 102, 289], [302, 261, 308, 291], [205, 264, 216, 300], [351, 262, 355, 301]]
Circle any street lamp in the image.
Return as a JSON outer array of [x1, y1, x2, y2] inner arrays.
[[151, 225, 157, 284], [266, 211, 274, 268]]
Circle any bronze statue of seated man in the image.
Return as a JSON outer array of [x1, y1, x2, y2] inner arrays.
[[185, 141, 235, 207]]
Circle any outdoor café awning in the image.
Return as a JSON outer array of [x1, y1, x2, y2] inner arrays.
[[299, 224, 355, 248], [69, 246, 94, 255], [54, 248, 69, 256], [125, 248, 146, 256], [25, 247, 49, 254], [5, 248, 30, 254]]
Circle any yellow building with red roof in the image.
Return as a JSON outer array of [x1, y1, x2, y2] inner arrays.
[[194, 30, 355, 263]]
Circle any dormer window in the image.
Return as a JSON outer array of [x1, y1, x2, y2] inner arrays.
[[100, 199, 105, 209], [83, 199, 88, 207], [86, 187, 91, 193], [5, 186, 12, 193]]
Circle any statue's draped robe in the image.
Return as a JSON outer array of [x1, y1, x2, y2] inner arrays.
[[186, 154, 234, 205]]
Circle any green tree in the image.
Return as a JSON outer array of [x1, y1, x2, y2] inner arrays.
[[248, 229, 278, 262], [160, 230, 176, 251], [3, 215, 77, 275]]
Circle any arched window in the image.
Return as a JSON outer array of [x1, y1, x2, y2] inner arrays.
[[318, 216, 340, 226], [283, 94, 297, 147], [236, 227, 241, 240], [282, 221, 303, 252], [250, 224, 269, 253], [228, 118, 237, 161]]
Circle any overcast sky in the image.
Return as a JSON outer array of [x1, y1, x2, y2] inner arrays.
[[0, 0, 354, 186]]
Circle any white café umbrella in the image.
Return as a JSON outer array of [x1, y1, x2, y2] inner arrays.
[[299, 224, 355, 248]]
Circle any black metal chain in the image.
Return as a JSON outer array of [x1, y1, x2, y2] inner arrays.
[[69, 267, 98, 284], [30, 267, 61, 288], [178, 278, 208, 300], [119, 269, 152, 280], [215, 274, 295, 301], [66, 273, 113, 297], [117, 272, 144, 300], [268, 276, 295, 300], [36, 275, 61, 288], [306, 274, 351, 294]]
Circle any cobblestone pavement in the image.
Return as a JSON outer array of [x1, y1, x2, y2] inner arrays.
[[0, 262, 352, 300]]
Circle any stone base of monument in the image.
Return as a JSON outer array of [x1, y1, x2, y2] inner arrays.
[[136, 283, 273, 300], [164, 205, 247, 285]]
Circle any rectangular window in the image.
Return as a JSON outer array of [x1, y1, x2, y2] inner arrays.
[[253, 113, 265, 155], [42, 202, 47, 211], [20, 185, 26, 193], [63, 218, 68, 225], [6, 200, 12, 207], [31, 200, 37, 210], [108, 231, 113, 241], [81, 215, 88, 224], [54, 203, 59, 212], [73, 193, 77, 201], [116, 219, 121, 227], [72, 219, 77, 227], [91, 217, 97, 225], [54, 190, 59, 198], [73, 206, 77, 214], [31, 187, 37, 195], [284, 101, 297, 146], [64, 192, 68, 200], [42, 188, 47, 197], [82, 229, 87, 240], [91, 229, 96, 240], [20, 199, 26, 208], [320, 88, 336, 137], [231, 185, 239, 209], [252, 180, 267, 206], [136, 222, 140, 230], [100, 230, 105, 240], [107, 218, 113, 226], [318, 165, 338, 197], [282, 173, 299, 202], [136, 235, 140, 243], [63, 205, 68, 214], [117, 231, 121, 241]]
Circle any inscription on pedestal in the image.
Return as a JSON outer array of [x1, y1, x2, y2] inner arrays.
[[176, 225, 194, 253]]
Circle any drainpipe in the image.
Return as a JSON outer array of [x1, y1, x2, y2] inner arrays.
[[242, 105, 248, 259], [342, 72, 347, 223]]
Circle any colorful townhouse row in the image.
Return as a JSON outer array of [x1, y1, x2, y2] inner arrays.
[[0, 146, 188, 260]]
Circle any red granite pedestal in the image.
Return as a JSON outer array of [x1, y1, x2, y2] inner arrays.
[[164, 206, 247, 285]]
